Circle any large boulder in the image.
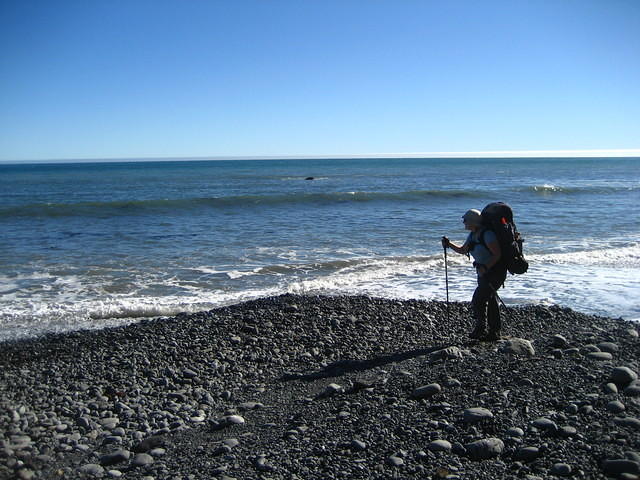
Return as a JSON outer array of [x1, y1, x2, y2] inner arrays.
[[498, 338, 535, 357]]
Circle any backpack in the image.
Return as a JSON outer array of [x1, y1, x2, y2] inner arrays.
[[479, 202, 528, 275]]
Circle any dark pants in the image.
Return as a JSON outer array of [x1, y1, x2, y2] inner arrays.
[[472, 266, 508, 333]]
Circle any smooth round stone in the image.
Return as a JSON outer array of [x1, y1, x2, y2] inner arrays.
[[149, 448, 166, 457], [132, 453, 154, 467], [498, 338, 535, 357], [386, 455, 404, 467], [351, 438, 367, 451], [99, 418, 119, 429], [182, 368, 198, 379], [613, 417, 640, 430], [224, 415, 245, 425], [411, 383, 442, 399], [624, 384, 640, 397], [428, 440, 452, 452], [223, 438, 240, 448], [551, 463, 572, 476], [463, 407, 493, 423], [597, 342, 619, 353], [350, 439, 367, 451], [610, 367, 638, 386], [79, 464, 105, 476], [514, 446, 540, 462], [565, 403, 579, 414], [551, 334, 569, 348], [518, 378, 535, 387], [587, 352, 613, 361], [532, 418, 558, 432], [602, 459, 640, 476], [607, 400, 626, 413], [506, 427, 525, 437], [465, 438, 504, 460], [604, 383, 619, 394], [558, 426, 577, 437], [99, 449, 130, 466], [319, 383, 343, 397]]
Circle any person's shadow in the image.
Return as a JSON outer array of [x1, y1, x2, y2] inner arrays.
[[279, 344, 454, 382]]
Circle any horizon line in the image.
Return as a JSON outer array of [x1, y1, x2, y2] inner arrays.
[[1, 148, 639, 164]]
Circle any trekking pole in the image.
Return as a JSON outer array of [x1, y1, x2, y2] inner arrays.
[[443, 242, 450, 322], [488, 282, 509, 311]]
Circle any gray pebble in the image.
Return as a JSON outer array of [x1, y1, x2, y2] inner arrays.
[[624, 383, 640, 397], [597, 342, 619, 353], [604, 383, 619, 394], [465, 438, 504, 459], [551, 334, 569, 348], [132, 453, 154, 467], [254, 455, 274, 472], [428, 439, 452, 452], [532, 417, 558, 433], [100, 449, 131, 466], [350, 439, 367, 451], [607, 400, 626, 413], [318, 383, 343, 398], [514, 446, 540, 462], [587, 351, 613, 361], [610, 367, 638, 386], [551, 463, 572, 476], [463, 407, 493, 423], [602, 459, 640, 475], [79, 464, 105, 476], [411, 383, 442, 399], [613, 417, 640, 430], [506, 427, 525, 437]]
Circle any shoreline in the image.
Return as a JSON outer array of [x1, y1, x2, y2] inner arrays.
[[1, 294, 639, 479]]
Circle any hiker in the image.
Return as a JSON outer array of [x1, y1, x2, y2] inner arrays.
[[441, 209, 508, 341]]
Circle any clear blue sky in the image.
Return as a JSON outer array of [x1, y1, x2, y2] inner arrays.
[[1, 0, 639, 161]]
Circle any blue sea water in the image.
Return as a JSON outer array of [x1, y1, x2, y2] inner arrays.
[[1, 157, 639, 341]]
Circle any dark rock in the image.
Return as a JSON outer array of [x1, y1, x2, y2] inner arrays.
[[607, 400, 626, 414], [550, 463, 572, 476], [602, 459, 640, 476], [613, 417, 640, 430], [428, 440, 452, 452], [463, 407, 493, 423], [133, 436, 165, 453], [514, 446, 541, 462], [132, 453, 154, 467], [99, 449, 130, 466], [587, 351, 613, 361], [610, 367, 638, 386], [465, 438, 504, 460], [411, 383, 442, 399]]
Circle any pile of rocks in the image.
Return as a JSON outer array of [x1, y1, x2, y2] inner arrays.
[[1, 295, 638, 479]]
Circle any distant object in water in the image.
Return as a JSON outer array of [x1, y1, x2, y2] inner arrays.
[[305, 177, 315, 181]]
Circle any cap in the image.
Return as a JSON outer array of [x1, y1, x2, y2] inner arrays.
[[462, 209, 482, 226]]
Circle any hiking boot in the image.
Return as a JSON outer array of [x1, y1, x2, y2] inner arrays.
[[469, 325, 486, 340], [482, 331, 501, 342]]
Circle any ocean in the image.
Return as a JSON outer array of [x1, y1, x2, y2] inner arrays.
[[1, 157, 638, 342]]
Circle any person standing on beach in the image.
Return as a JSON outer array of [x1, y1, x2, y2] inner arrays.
[[441, 209, 507, 341]]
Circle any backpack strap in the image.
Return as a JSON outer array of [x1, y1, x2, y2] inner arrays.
[[468, 229, 487, 250]]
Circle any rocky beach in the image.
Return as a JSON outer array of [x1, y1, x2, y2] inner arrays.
[[1, 294, 639, 479]]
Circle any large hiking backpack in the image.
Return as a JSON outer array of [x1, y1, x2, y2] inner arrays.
[[480, 202, 528, 275]]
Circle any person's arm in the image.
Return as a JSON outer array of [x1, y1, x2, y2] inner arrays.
[[442, 236, 469, 255]]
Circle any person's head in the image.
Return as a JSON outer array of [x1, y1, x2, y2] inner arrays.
[[462, 209, 482, 231]]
